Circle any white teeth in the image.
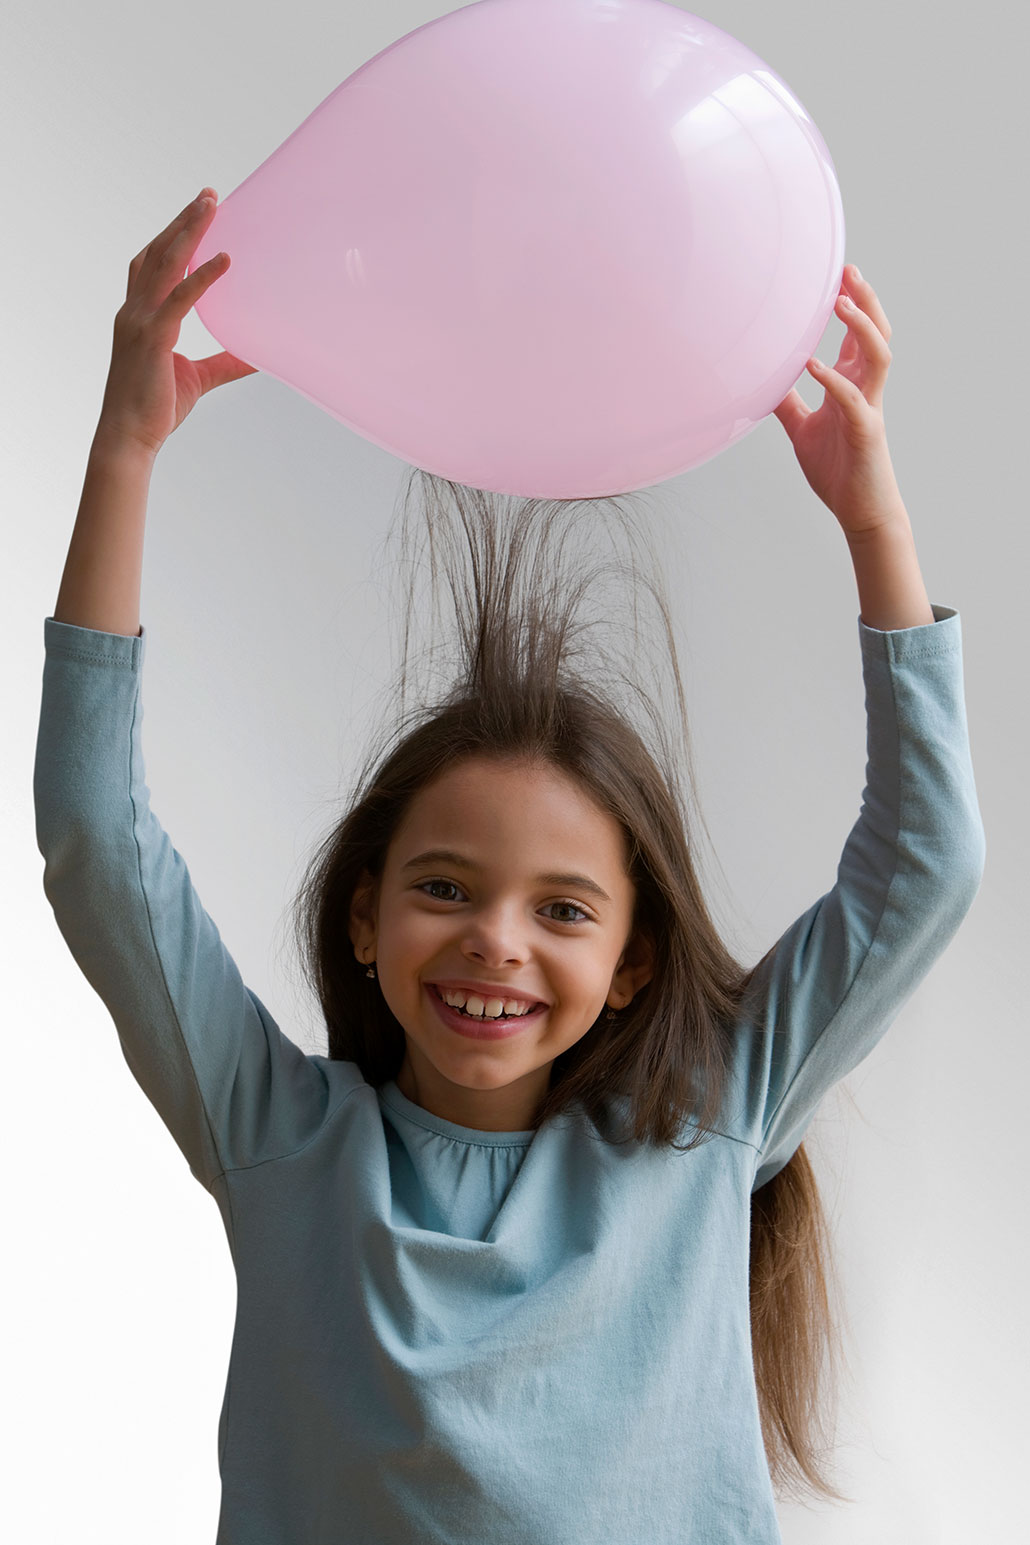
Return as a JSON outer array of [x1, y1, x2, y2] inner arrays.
[[440, 988, 533, 1018]]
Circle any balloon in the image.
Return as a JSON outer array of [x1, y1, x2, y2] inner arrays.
[[191, 0, 844, 498]]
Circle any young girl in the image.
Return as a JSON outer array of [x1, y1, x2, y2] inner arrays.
[[35, 189, 985, 1543]]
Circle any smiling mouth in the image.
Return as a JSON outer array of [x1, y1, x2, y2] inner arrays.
[[428, 985, 544, 1023]]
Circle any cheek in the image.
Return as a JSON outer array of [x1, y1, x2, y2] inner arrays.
[[377, 901, 445, 969]]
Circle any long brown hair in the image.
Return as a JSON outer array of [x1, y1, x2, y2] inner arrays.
[[290, 470, 851, 1503]]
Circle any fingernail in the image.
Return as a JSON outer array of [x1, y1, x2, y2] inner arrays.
[[851, 265, 862, 282]]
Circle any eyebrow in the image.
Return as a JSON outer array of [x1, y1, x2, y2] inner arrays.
[[399, 847, 613, 904]]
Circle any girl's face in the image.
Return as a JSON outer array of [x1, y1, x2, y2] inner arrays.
[[349, 756, 653, 1133]]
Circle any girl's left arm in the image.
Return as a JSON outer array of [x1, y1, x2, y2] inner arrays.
[[737, 302, 984, 1187], [774, 265, 936, 632]]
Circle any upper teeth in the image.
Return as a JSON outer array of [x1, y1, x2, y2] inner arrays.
[[440, 989, 535, 1018]]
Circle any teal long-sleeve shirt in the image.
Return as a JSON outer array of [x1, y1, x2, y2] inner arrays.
[[33, 605, 985, 1544]]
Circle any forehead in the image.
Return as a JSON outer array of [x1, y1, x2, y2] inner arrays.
[[390, 757, 629, 869]]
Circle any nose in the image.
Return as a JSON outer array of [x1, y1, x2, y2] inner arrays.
[[460, 903, 528, 968]]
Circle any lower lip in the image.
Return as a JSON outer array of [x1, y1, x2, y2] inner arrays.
[[425, 985, 546, 1040]]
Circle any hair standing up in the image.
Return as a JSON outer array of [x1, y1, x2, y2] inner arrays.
[[289, 469, 850, 1503]]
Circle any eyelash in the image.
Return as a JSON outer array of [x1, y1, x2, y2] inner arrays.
[[416, 878, 592, 925]]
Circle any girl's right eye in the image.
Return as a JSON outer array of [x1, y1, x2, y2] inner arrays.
[[418, 879, 464, 902]]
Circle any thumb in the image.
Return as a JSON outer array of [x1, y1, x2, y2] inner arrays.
[[771, 386, 809, 444], [195, 350, 260, 397]]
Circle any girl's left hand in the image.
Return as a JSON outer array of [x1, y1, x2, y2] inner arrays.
[[773, 266, 906, 540]]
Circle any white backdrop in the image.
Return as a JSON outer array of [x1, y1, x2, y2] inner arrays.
[[4, 2, 1026, 1540]]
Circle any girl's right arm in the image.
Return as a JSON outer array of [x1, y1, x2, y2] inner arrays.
[[38, 194, 337, 1195], [53, 431, 156, 638], [53, 186, 256, 637]]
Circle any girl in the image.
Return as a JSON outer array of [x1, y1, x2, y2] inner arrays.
[[35, 190, 985, 1543]]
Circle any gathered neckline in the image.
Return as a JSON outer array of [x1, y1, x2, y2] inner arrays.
[[377, 1080, 538, 1147]]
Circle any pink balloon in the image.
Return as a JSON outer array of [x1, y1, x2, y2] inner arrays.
[[191, 0, 845, 498]]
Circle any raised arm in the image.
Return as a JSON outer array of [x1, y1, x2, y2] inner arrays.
[[54, 186, 255, 637], [774, 262, 934, 632], [35, 194, 338, 1194], [727, 268, 986, 1185]]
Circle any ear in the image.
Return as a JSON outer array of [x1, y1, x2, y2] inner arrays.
[[607, 928, 654, 1011], [348, 868, 380, 965]]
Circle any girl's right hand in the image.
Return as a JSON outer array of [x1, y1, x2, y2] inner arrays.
[[97, 187, 258, 456]]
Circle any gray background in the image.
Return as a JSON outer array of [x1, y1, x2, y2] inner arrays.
[[4, 1, 1026, 1539]]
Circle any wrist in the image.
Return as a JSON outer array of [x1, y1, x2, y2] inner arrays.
[[843, 499, 912, 548], [91, 420, 161, 468], [846, 516, 935, 631]]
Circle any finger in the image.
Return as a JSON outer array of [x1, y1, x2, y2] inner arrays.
[[127, 190, 219, 304], [842, 264, 892, 343], [771, 385, 810, 440], [834, 293, 892, 405], [807, 356, 875, 425], [153, 249, 230, 329], [148, 195, 220, 302], [126, 189, 215, 294], [194, 351, 260, 397]]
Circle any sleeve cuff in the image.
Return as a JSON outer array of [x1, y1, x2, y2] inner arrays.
[[43, 616, 147, 673], [858, 603, 961, 666]]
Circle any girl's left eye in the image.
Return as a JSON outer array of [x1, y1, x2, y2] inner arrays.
[[416, 880, 590, 924], [543, 901, 590, 924]]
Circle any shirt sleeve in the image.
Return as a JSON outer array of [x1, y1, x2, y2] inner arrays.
[[32, 617, 333, 1193], [726, 604, 986, 1191]]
